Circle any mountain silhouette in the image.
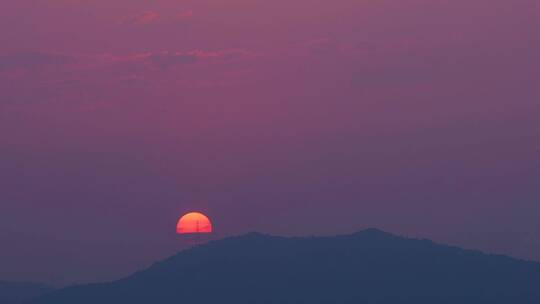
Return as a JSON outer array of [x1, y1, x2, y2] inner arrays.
[[31, 229, 540, 304], [0, 281, 53, 304]]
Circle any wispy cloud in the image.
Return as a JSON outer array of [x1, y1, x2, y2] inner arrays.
[[0, 48, 256, 98], [118, 11, 159, 25], [118, 9, 194, 26], [115, 49, 254, 69], [0, 52, 73, 71]]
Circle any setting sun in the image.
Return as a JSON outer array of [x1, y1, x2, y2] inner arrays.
[[176, 212, 213, 234]]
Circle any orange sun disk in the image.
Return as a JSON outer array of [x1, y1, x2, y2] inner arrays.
[[176, 212, 213, 234]]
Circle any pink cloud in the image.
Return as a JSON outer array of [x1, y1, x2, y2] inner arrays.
[[177, 10, 194, 19]]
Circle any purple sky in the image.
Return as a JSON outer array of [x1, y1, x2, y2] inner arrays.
[[1, 0, 539, 286]]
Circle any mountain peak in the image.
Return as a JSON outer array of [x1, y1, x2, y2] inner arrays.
[[341, 228, 400, 241], [238, 231, 273, 238], [352, 227, 392, 236]]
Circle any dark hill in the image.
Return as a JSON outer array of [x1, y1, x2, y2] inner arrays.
[[32, 229, 540, 304], [0, 281, 54, 304]]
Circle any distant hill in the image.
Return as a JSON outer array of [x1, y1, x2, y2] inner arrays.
[[0, 281, 53, 304], [32, 229, 540, 304]]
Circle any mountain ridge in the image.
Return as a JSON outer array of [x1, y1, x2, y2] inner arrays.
[[31, 229, 540, 304]]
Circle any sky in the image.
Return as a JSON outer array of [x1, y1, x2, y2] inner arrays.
[[1, 0, 539, 286]]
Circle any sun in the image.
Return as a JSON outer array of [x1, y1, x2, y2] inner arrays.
[[176, 212, 213, 234]]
